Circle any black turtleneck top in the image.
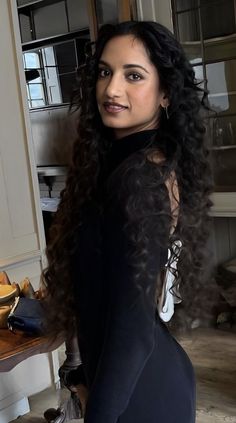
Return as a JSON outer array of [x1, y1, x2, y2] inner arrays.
[[104, 129, 158, 177], [71, 130, 194, 423]]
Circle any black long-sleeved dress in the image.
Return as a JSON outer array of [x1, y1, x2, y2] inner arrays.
[[71, 129, 196, 423]]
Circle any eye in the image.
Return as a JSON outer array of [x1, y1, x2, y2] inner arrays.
[[98, 68, 110, 78], [127, 72, 142, 81]]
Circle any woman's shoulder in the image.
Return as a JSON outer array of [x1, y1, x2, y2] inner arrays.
[[104, 147, 171, 217], [106, 146, 166, 191]]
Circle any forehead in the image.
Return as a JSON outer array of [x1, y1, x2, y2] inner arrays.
[[100, 34, 152, 66]]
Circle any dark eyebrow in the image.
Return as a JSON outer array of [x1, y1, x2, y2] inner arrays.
[[98, 60, 149, 74]]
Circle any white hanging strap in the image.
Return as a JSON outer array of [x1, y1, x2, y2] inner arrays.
[[157, 239, 183, 322]]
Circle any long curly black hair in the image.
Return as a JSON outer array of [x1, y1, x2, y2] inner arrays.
[[42, 21, 215, 337]]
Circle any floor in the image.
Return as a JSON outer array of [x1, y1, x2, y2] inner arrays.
[[10, 328, 236, 423]]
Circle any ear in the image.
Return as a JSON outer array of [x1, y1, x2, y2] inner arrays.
[[160, 94, 169, 109]]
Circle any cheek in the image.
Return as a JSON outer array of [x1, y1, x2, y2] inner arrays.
[[133, 84, 160, 110]]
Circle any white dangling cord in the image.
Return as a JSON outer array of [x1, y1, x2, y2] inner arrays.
[[158, 239, 182, 322]]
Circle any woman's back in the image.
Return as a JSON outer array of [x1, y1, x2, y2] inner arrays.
[[71, 129, 196, 423]]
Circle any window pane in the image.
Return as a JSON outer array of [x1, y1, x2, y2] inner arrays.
[[193, 64, 205, 89], [59, 72, 77, 103], [54, 41, 77, 74], [31, 99, 46, 108], [210, 93, 236, 115], [177, 10, 200, 42], [210, 115, 236, 147], [211, 148, 236, 191], [206, 61, 233, 112], [208, 93, 230, 113], [24, 52, 40, 69], [41, 46, 57, 67], [206, 60, 236, 95], [75, 37, 89, 66], [28, 83, 45, 100], [47, 84, 62, 105], [25, 69, 42, 83], [41, 47, 62, 104], [201, 0, 235, 39], [209, 113, 236, 192], [184, 44, 202, 64]]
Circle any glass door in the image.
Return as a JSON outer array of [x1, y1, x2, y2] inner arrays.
[[172, 0, 236, 193]]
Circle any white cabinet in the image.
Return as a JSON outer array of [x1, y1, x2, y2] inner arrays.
[[0, 0, 46, 269], [0, 1, 59, 422]]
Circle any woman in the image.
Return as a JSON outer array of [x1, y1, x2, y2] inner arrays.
[[43, 21, 214, 423]]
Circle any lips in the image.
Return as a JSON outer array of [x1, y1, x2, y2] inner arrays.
[[103, 102, 128, 113]]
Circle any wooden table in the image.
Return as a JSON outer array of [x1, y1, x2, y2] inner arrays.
[[0, 329, 64, 372]]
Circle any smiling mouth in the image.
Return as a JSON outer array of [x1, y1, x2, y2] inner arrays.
[[103, 102, 128, 113]]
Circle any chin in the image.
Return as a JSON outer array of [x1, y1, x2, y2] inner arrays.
[[101, 117, 128, 129]]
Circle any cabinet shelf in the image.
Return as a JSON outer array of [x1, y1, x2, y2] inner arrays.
[[22, 28, 89, 51], [211, 145, 236, 151], [17, 0, 60, 13], [37, 166, 68, 176], [210, 192, 236, 216], [181, 32, 236, 47]]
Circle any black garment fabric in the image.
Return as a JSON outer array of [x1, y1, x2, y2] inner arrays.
[[71, 130, 196, 423]]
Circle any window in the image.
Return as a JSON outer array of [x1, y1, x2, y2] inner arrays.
[[24, 51, 46, 108], [172, 0, 236, 192], [23, 37, 88, 108]]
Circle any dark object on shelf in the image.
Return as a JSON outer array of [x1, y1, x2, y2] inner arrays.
[[8, 297, 46, 335], [25, 69, 40, 82]]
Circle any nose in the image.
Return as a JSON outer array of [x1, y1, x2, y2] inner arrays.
[[105, 73, 123, 98]]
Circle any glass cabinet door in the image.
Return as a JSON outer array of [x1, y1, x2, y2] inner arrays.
[[172, 0, 236, 192], [95, 0, 119, 26], [88, 0, 136, 40]]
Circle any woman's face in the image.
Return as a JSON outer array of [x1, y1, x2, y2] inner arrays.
[[96, 34, 167, 139]]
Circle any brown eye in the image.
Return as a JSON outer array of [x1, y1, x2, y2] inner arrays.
[[127, 73, 142, 81], [98, 68, 110, 78]]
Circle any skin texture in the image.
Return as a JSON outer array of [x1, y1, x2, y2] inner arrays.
[[96, 35, 168, 139]]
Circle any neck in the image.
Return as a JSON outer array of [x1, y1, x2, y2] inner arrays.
[[113, 123, 159, 140], [102, 128, 158, 180]]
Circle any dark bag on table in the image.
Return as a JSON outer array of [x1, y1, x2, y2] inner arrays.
[[8, 296, 46, 335]]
